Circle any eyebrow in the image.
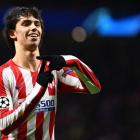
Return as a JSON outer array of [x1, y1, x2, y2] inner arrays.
[[20, 19, 41, 23]]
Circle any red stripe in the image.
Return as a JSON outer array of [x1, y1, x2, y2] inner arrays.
[[58, 67, 90, 93], [10, 66, 26, 99], [0, 66, 9, 96], [1, 133, 8, 140], [34, 61, 51, 139], [66, 59, 101, 90], [17, 123, 27, 140], [31, 70, 45, 140], [48, 77, 55, 96], [35, 113, 44, 140], [1, 87, 46, 135], [58, 80, 88, 94], [44, 62, 56, 139], [10, 66, 27, 139], [0, 66, 9, 118], [44, 64, 55, 96], [31, 71, 38, 87], [0, 66, 11, 139], [49, 111, 56, 140]]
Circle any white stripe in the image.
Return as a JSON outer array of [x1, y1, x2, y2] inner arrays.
[[61, 55, 77, 61], [8, 129, 17, 139], [42, 88, 51, 140], [51, 128, 55, 140], [26, 115, 36, 139], [54, 71, 57, 112], [18, 68, 36, 139], [58, 69, 84, 89], [2, 67, 18, 110], [42, 71, 57, 140], [51, 78, 57, 140], [0, 83, 42, 130], [18, 68, 34, 96], [62, 55, 92, 72], [43, 111, 51, 140]]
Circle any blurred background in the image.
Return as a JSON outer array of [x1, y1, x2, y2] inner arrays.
[[0, 0, 140, 140]]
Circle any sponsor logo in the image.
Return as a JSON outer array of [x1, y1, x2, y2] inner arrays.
[[15, 84, 25, 90], [35, 100, 55, 113], [0, 96, 10, 109], [62, 69, 72, 77]]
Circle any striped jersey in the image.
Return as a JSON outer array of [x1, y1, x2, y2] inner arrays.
[[0, 55, 101, 140]]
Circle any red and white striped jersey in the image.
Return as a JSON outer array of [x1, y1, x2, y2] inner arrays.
[[0, 55, 101, 140]]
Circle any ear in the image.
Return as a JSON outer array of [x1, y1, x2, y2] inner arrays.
[[8, 29, 17, 40]]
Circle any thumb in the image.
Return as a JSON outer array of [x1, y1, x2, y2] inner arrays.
[[39, 59, 46, 74], [36, 55, 54, 61]]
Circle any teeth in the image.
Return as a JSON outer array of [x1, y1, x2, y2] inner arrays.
[[29, 34, 37, 37]]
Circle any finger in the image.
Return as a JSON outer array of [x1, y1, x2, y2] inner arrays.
[[36, 55, 53, 61], [44, 71, 54, 83], [48, 57, 56, 70], [48, 75, 53, 83], [49, 58, 62, 70], [39, 59, 46, 74]]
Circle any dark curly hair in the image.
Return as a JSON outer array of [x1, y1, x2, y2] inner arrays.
[[4, 7, 44, 51]]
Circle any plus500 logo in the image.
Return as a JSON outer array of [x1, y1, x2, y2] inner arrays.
[[37, 100, 54, 108]]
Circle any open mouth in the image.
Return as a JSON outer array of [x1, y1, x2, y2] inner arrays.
[[28, 33, 39, 38]]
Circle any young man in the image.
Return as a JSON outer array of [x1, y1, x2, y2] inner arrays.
[[0, 7, 101, 140]]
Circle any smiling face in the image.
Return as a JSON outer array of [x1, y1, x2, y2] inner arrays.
[[10, 16, 42, 51]]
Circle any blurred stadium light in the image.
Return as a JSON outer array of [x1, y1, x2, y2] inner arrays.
[[82, 8, 140, 37], [72, 27, 87, 42], [0, 7, 140, 37]]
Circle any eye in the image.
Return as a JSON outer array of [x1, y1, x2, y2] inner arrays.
[[35, 22, 41, 27], [22, 22, 30, 26]]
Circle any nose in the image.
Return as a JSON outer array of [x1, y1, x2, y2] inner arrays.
[[31, 23, 37, 31]]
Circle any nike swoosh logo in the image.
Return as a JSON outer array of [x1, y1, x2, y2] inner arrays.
[[15, 84, 25, 90]]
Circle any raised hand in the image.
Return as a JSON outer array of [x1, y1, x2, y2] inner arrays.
[[36, 55, 66, 71], [37, 59, 53, 88]]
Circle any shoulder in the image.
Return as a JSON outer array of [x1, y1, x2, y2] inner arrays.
[[0, 60, 12, 73], [62, 55, 78, 60]]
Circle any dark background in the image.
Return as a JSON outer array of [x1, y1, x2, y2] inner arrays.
[[0, 1, 140, 140]]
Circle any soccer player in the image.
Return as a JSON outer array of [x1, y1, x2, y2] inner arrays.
[[0, 7, 101, 140]]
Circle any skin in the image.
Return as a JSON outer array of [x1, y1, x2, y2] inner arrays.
[[8, 16, 42, 72]]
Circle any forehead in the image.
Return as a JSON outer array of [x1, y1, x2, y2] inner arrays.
[[18, 16, 40, 22]]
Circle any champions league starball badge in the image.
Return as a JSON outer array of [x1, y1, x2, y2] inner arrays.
[[0, 96, 10, 109]]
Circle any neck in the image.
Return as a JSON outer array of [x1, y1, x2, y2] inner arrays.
[[12, 47, 40, 72]]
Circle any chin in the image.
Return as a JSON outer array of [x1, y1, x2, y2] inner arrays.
[[27, 44, 39, 51]]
